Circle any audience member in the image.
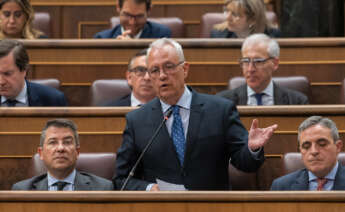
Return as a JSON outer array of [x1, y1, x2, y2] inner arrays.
[[105, 49, 155, 106], [0, 0, 46, 39], [271, 116, 345, 190], [115, 38, 277, 191], [12, 119, 114, 190], [0, 39, 67, 106], [217, 33, 308, 105], [94, 0, 171, 39], [211, 0, 280, 38]]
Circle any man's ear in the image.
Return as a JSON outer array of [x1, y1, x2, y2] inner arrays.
[[336, 140, 343, 153], [38, 147, 43, 160], [126, 71, 133, 86]]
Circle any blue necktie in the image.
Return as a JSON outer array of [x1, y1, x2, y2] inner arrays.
[[254, 93, 264, 105], [171, 105, 185, 165]]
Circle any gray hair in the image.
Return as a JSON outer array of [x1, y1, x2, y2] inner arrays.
[[298, 116, 339, 143], [241, 33, 280, 58], [147, 38, 185, 62], [40, 119, 79, 147]]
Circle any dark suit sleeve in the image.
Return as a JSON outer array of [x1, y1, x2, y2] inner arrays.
[[114, 114, 151, 190], [224, 101, 264, 172]]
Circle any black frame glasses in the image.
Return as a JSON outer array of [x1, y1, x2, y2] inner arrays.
[[239, 57, 273, 68]]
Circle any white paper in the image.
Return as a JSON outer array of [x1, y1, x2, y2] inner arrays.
[[156, 178, 187, 191]]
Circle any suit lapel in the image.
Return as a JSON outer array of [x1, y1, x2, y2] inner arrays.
[[332, 164, 345, 190], [74, 172, 92, 191], [149, 98, 182, 166], [139, 23, 151, 38], [32, 174, 49, 190], [273, 83, 289, 105], [184, 91, 203, 167], [290, 169, 309, 190], [26, 81, 42, 106], [238, 85, 248, 105]]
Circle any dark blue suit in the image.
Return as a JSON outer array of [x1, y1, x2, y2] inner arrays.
[[104, 94, 131, 106], [2, 81, 68, 106], [271, 164, 345, 190], [94, 21, 171, 39], [115, 89, 264, 190]]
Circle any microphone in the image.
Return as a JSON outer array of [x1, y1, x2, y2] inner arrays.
[[120, 108, 173, 190]]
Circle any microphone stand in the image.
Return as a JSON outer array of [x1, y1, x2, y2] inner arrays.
[[121, 109, 173, 190]]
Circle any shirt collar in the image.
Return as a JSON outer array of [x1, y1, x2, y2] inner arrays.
[[130, 92, 144, 107], [47, 169, 76, 187], [161, 85, 192, 113], [120, 26, 143, 39], [1, 81, 28, 104], [247, 80, 273, 97], [308, 161, 338, 182]]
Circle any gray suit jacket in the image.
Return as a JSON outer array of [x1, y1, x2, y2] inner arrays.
[[217, 83, 309, 105], [271, 163, 345, 190], [12, 171, 114, 190]]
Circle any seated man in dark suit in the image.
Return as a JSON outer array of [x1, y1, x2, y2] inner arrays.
[[0, 39, 67, 107], [271, 116, 345, 190], [115, 38, 278, 191], [12, 119, 114, 190], [94, 0, 171, 39], [217, 33, 308, 105], [105, 49, 156, 106]]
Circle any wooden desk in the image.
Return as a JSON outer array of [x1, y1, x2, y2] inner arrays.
[[1, 105, 345, 190], [1, 191, 345, 212], [25, 38, 345, 105]]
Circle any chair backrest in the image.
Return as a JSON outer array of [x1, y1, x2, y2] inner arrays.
[[30, 153, 116, 180], [29, 79, 60, 90], [110, 16, 185, 38], [283, 152, 345, 175], [228, 76, 311, 99], [90, 79, 131, 106], [33, 12, 51, 37], [200, 13, 225, 38], [340, 78, 345, 104], [200, 12, 278, 38], [228, 163, 257, 190]]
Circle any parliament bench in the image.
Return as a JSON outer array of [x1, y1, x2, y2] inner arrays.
[[1, 105, 345, 190], [25, 38, 345, 106]]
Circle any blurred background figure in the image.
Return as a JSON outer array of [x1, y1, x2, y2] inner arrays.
[[0, 0, 46, 39], [211, 0, 280, 38]]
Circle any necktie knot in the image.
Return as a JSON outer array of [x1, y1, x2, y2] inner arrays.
[[316, 178, 328, 191], [6, 99, 17, 107], [172, 105, 180, 115], [54, 181, 68, 191], [254, 93, 264, 105]]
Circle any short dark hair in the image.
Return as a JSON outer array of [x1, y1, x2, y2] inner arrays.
[[118, 0, 151, 12], [128, 48, 147, 70], [40, 119, 80, 147], [298, 116, 339, 144], [0, 39, 29, 72]]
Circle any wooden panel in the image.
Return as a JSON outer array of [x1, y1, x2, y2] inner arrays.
[[1, 106, 345, 190], [24, 38, 345, 105], [0, 191, 345, 212]]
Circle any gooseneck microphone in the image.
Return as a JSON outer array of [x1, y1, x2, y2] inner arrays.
[[121, 108, 173, 191]]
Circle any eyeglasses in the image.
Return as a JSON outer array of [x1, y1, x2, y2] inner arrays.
[[239, 57, 273, 69], [148, 61, 184, 77], [120, 12, 146, 21], [129, 66, 148, 77]]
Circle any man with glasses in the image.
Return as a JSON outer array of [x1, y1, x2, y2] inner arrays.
[[105, 49, 155, 106], [115, 38, 277, 191], [94, 0, 171, 39], [218, 33, 308, 105]]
